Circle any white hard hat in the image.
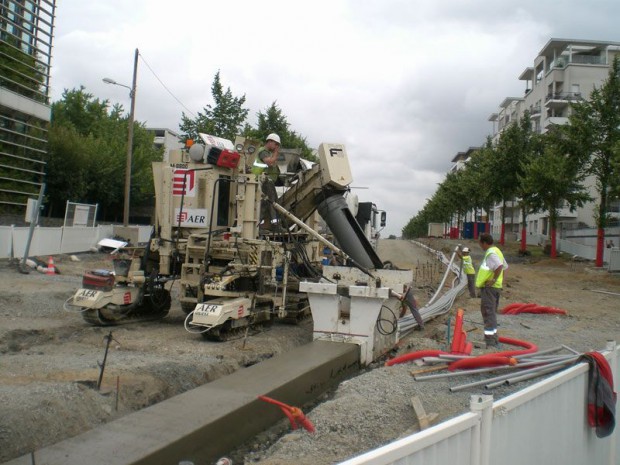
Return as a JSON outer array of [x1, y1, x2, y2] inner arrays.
[[462, 247, 470, 253], [266, 133, 281, 144]]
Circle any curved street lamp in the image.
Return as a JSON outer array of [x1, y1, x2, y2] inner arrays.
[[103, 48, 139, 227]]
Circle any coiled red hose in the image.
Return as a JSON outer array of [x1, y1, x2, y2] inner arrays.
[[500, 302, 568, 315]]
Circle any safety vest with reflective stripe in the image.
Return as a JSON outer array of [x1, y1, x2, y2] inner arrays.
[[475, 246, 504, 288], [252, 147, 279, 181], [462, 255, 475, 275]]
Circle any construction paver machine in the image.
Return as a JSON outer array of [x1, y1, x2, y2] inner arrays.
[[69, 133, 414, 362]]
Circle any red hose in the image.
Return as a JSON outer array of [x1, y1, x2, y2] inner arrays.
[[463, 342, 473, 355], [446, 337, 536, 371], [494, 336, 538, 357], [449, 355, 517, 371], [501, 302, 568, 316], [500, 302, 525, 314], [385, 349, 450, 367]]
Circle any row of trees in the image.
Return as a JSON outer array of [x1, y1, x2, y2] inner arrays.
[[403, 57, 620, 267], [46, 72, 313, 221]]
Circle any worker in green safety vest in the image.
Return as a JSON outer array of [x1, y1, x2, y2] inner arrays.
[[457, 246, 477, 298], [475, 233, 508, 348], [252, 133, 281, 230], [252, 133, 281, 181]]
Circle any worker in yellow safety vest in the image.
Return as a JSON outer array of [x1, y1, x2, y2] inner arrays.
[[457, 245, 477, 298], [252, 133, 281, 182], [475, 233, 508, 348], [252, 133, 281, 230]]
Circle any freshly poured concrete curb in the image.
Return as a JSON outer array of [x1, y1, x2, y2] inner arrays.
[[5, 341, 360, 465]]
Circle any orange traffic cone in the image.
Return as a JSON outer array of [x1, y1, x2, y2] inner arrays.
[[46, 256, 56, 275]]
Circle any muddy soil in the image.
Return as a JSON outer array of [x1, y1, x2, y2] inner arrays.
[[1, 239, 619, 464]]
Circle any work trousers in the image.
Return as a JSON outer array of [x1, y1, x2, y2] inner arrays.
[[466, 273, 476, 298], [402, 288, 424, 329], [480, 286, 501, 332], [259, 178, 278, 225]]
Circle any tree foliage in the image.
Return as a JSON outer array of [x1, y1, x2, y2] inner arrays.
[[47, 88, 162, 220], [521, 127, 591, 256], [243, 102, 316, 161], [563, 56, 620, 229], [179, 71, 249, 142], [180, 73, 316, 161]]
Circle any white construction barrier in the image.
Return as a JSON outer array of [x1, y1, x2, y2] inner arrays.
[[340, 343, 619, 465]]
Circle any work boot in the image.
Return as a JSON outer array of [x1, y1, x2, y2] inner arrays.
[[485, 334, 498, 349]]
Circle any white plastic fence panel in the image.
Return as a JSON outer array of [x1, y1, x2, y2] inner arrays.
[[557, 238, 596, 260], [96, 225, 115, 243], [608, 248, 620, 271], [60, 227, 101, 254], [489, 363, 599, 465], [337, 345, 618, 465], [12, 226, 62, 258], [339, 413, 480, 465], [138, 225, 154, 244], [0, 225, 13, 258], [525, 233, 545, 246]]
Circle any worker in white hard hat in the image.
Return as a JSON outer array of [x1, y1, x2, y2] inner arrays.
[[457, 245, 477, 298], [252, 133, 281, 180], [253, 133, 281, 231]]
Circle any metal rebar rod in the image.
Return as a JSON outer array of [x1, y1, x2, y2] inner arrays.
[[97, 331, 114, 391], [415, 357, 565, 382], [504, 364, 572, 386], [561, 344, 581, 355], [512, 346, 565, 359], [449, 356, 579, 392]]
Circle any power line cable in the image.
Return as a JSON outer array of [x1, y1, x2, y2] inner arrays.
[[138, 52, 197, 118]]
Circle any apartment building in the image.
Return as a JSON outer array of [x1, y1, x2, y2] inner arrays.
[[0, 0, 56, 214], [148, 127, 183, 163], [484, 39, 620, 238]]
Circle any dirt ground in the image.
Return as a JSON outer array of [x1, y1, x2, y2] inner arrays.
[[1, 239, 619, 464]]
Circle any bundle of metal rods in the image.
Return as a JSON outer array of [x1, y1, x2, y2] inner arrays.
[[412, 345, 583, 392]]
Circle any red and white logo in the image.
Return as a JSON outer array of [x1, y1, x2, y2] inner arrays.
[[237, 305, 244, 318], [172, 169, 195, 196]]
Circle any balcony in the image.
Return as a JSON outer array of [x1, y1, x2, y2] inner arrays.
[[543, 117, 569, 129], [545, 91, 582, 102], [571, 55, 606, 65], [529, 104, 542, 117]]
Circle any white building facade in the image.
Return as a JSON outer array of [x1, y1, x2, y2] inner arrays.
[[484, 39, 620, 239]]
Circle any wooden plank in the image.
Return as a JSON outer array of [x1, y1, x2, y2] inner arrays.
[[411, 396, 438, 430]]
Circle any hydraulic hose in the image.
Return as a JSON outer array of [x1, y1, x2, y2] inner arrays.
[[500, 302, 568, 315], [448, 355, 518, 371]]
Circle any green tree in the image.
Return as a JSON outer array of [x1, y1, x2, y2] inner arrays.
[[490, 115, 534, 245], [179, 71, 249, 142], [463, 141, 497, 237], [244, 102, 316, 161], [522, 127, 591, 258], [563, 56, 620, 265], [47, 88, 162, 221]]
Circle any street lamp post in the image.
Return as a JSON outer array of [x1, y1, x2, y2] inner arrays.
[[103, 47, 139, 227]]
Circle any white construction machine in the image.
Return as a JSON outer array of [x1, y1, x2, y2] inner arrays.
[[68, 133, 412, 363]]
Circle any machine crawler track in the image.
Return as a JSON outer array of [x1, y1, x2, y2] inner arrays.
[[78, 290, 172, 326]]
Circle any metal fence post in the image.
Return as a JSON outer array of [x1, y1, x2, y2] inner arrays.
[[470, 394, 493, 465]]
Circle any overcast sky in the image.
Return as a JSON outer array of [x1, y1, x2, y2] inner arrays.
[[51, 0, 620, 236]]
